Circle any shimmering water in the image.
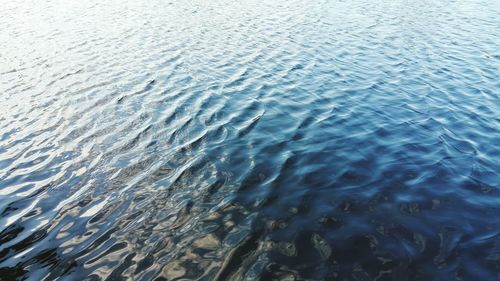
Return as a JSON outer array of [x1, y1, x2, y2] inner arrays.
[[1, 0, 499, 280]]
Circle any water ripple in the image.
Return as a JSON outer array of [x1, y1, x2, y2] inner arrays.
[[1, 0, 499, 280]]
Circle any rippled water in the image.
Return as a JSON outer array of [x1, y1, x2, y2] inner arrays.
[[1, 0, 499, 280]]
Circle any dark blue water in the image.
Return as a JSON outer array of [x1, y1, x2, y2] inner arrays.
[[1, 0, 499, 280]]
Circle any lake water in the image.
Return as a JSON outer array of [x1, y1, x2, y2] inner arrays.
[[1, 0, 499, 280]]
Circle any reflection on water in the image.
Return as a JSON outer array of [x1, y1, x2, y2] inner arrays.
[[1, 0, 499, 280]]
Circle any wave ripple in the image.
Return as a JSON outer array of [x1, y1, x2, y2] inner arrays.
[[1, 0, 499, 280]]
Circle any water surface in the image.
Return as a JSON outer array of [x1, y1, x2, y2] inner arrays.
[[1, 0, 499, 280]]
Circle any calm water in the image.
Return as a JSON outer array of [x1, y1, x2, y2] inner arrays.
[[1, 0, 499, 280]]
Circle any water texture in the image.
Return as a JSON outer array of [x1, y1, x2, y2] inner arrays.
[[1, 0, 499, 280]]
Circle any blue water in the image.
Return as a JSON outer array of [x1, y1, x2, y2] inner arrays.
[[1, 0, 499, 280]]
